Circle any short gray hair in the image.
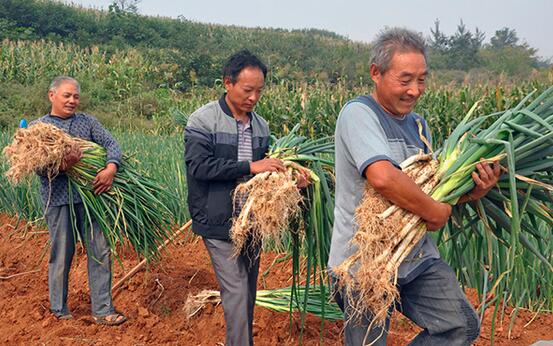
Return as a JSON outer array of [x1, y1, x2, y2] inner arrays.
[[49, 76, 81, 93], [370, 28, 427, 74]]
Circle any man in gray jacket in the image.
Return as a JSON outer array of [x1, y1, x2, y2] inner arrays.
[[185, 50, 285, 346]]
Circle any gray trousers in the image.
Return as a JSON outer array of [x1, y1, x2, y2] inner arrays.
[[333, 259, 480, 346], [203, 237, 261, 346], [45, 204, 115, 317]]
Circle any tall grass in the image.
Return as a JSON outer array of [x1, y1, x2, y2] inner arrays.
[[115, 131, 188, 225]]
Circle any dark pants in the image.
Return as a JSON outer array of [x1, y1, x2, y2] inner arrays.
[[45, 204, 115, 317], [333, 259, 480, 346], [203, 237, 261, 346]]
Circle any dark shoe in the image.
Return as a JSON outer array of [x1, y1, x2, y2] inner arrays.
[[54, 312, 73, 320]]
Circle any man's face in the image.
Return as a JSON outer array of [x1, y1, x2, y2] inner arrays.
[[48, 82, 80, 117], [371, 51, 427, 116], [224, 67, 265, 115]]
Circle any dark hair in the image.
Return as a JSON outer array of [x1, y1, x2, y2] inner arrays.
[[222, 49, 268, 84]]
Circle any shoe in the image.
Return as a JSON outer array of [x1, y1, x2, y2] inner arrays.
[[92, 311, 127, 326], [54, 312, 73, 320]]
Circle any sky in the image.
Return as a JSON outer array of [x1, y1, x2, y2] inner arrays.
[[74, 0, 553, 59]]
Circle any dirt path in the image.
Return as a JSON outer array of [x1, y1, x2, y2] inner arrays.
[[1, 214, 551, 345]]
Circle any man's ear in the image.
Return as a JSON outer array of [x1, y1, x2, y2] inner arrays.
[[223, 76, 233, 91], [369, 63, 381, 85], [48, 90, 55, 103]]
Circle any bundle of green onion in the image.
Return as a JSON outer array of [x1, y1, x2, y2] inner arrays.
[[255, 286, 343, 321], [185, 286, 343, 321], [3, 123, 174, 262], [267, 125, 336, 331], [268, 125, 336, 325], [229, 124, 335, 329], [230, 123, 334, 262], [431, 86, 553, 267]]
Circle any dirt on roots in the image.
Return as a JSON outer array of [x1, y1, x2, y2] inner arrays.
[[1, 214, 551, 345]]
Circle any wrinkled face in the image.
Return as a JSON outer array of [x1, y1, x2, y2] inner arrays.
[[224, 67, 265, 115], [48, 82, 80, 117], [371, 51, 427, 116]]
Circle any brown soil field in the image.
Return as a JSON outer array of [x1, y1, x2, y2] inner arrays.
[[1, 214, 551, 345]]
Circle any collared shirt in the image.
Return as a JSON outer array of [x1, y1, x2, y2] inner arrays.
[[31, 113, 122, 208], [235, 120, 253, 214], [217, 94, 254, 215]]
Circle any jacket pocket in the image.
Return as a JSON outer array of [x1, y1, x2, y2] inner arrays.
[[206, 181, 234, 224]]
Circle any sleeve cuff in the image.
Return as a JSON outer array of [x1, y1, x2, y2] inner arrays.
[[358, 155, 400, 177], [237, 161, 251, 175], [106, 159, 120, 168]]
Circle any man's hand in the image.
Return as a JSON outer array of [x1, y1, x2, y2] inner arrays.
[[59, 143, 82, 172], [460, 159, 501, 203], [425, 202, 452, 231], [93, 163, 117, 194], [295, 167, 311, 189], [249, 158, 285, 174]]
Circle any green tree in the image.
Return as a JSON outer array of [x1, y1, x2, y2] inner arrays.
[[490, 27, 519, 49], [427, 20, 485, 71], [447, 20, 485, 70], [429, 19, 448, 52], [481, 27, 540, 75], [427, 19, 449, 69], [110, 0, 141, 14]]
